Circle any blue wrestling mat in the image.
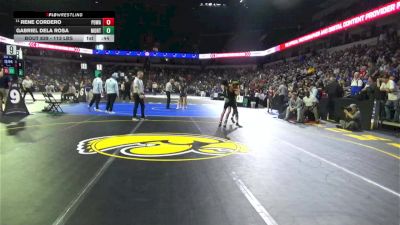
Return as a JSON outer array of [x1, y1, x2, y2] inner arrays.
[[61, 102, 221, 118]]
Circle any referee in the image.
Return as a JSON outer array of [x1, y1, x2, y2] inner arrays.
[[132, 71, 146, 120], [165, 78, 174, 109], [104, 73, 119, 114], [22, 75, 36, 102]]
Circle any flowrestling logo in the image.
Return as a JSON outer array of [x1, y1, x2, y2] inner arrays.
[[77, 133, 248, 161]]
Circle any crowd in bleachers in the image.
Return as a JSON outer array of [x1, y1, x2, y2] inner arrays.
[[9, 33, 400, 124]]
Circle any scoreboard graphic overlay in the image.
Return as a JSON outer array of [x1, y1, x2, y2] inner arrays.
[[13, 11, 115, 43]]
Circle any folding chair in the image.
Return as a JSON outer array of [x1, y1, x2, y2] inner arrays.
[[43, 92, 63, 112], [48, 93, 63, 112]]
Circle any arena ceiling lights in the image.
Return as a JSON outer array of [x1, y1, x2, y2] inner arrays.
[[1, 0, 399, 59]]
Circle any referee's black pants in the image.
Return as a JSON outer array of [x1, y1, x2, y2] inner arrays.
[[23, 88, 36, 101], [106, 93, 117, 112], [123, 90, 131, 100], [133, 93, 145, 118], [166, 91, 171, 109], [89, 93, 101, 109]]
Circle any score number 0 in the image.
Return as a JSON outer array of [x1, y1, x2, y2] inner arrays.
[[102, 18, 114, 26]]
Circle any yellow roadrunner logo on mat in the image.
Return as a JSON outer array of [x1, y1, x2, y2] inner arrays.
[[77, 133, 248, 161]]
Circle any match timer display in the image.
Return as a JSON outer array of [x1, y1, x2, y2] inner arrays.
[[13, 11, 115, 42]]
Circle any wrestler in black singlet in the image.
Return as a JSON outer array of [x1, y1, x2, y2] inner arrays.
[[179, 83, 187, 97], [224, 87, 236, 109]]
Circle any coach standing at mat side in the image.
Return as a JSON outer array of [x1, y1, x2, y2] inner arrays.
[[105, 73, 119, 114], [165, 78, 174, 109], [89, 73, 103, 111], [132, 71, 146, 120]]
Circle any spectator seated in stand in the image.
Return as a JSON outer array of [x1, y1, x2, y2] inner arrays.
[[350, 72, 364, 97], [302, 89, 319, 123], [379, 74, 400, 122], [359, 76, 379, 100], [284, 92, 304, 123], [62, 83, 78, 102]]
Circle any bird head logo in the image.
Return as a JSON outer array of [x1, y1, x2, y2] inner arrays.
[[77, 133, 248, 162]]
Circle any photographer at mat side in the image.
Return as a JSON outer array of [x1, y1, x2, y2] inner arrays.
[[336, 104, 362, 131]]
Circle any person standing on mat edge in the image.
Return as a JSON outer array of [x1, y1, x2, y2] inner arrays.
[[0, 66, 11, 115], [104, 73, 119, 114], [22, 75, 36, 102], [132, 71, 146, 120], [121, 76, 131, 101], [88, 73, 103, 112], [178, 80, 188, 109], [165, 78, 174, 109]]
